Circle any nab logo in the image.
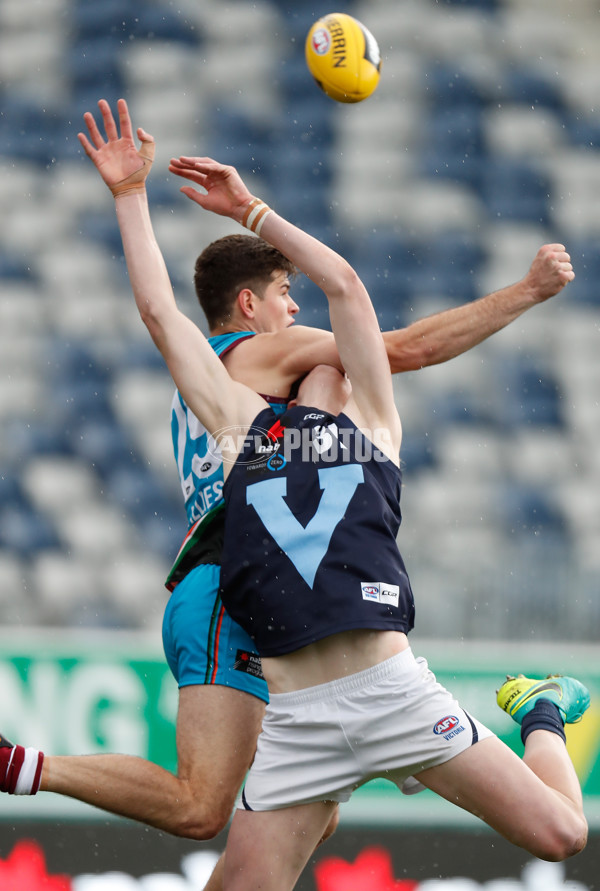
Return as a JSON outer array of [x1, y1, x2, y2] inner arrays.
[[433, 715, 460, 735], [257, 441, 279, 455]]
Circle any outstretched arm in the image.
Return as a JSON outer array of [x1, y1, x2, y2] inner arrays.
[[78, 99, 265, 455], [169, 154, 400, 455], [171, 159, 573, 375], [383, 244, 574, 372], [223, 242, 574, 391]]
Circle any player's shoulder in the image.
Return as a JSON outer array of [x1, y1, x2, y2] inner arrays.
[[230, 325, 329, 355], [251, 324, 323, 342]]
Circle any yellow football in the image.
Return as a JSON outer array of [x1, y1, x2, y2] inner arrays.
[[305, 12, 381, 104]]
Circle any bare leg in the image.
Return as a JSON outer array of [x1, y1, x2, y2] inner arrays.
[[224, 801, 337, 891], [523, 728, 583, 809], [416, 734, 587, 861], [204, 852, 226, 891], [206, 800, 339, 891], [204, 805, 340, 891], [41, 685, 265, 839]]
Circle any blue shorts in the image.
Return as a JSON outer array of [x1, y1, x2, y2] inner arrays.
[[162, 563, 269, 703]]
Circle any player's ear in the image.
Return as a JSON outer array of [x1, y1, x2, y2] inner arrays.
[[237, 287, 258, 319]]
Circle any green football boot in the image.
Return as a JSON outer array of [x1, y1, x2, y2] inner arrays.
[[496, 674, 590, 725]]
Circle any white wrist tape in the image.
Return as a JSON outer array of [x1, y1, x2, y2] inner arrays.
[[14, 747, 44, 794]]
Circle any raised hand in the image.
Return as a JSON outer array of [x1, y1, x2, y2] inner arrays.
[[525, 243, 575, 303], [78, 98, 155, 196], [168, 156, 254, 224]]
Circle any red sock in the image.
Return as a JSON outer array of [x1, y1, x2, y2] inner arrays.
[[0, 744, 44, 794]]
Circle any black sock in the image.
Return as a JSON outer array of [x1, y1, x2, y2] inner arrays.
[[521, 698, 566, 745]]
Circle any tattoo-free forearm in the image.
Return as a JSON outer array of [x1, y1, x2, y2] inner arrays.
[[383, 282, 529, 372], [383, 243, 573, 373], [113, 190, 176, 340]]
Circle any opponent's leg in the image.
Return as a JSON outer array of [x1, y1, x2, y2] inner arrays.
[[414, 674, 589, 861], [32, 683, 264, 839], [224, 801, 337, 891], [204, 852, 226, 891], [1, 563, 268, 839]]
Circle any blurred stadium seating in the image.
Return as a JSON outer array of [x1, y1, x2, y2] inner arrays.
[[0, 0, 598, 640]]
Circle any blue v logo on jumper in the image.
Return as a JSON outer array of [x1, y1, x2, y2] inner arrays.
[[246, 463, 364, 588]]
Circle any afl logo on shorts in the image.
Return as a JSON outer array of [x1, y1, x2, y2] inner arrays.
[[433, 715, 460, 735]]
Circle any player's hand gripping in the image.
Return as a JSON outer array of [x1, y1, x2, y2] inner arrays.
[[78, 98, 155, 197], [524, 243, 575, 303], [169, 155, 255, 225]]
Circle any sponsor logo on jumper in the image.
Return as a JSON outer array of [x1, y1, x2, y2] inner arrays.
[[304, 412, 326, 420], [191, 453, 217, 479], [234, 649, 265, 680], [266, 419, 286, 441], [433, 715, 465, 740], [361, 582, 400, 608], [257, 440, 279, 455], [361, 585, 379, 600], [266, 452, 286, 472]]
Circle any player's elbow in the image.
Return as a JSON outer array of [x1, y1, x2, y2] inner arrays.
[[387, 346, 422, 373], [136, 296, 163, 337], [137, 301, 178, 362], [326, 262, 364, 302]]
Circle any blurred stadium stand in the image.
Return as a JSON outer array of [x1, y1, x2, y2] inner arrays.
[[0, 0, 598, 640]]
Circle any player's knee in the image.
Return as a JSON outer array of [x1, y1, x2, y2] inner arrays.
[[318, 806, 340, 847], [561, 817, 588, 859], [538, 817, 588, 862]]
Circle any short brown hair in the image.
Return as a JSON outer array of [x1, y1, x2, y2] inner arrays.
[[194, 234, 296, 328]]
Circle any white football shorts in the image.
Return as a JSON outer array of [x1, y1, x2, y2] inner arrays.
[[239, 646, 494, 811]]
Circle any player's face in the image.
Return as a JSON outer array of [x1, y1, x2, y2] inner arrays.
[[254, 271, 299, 332]]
